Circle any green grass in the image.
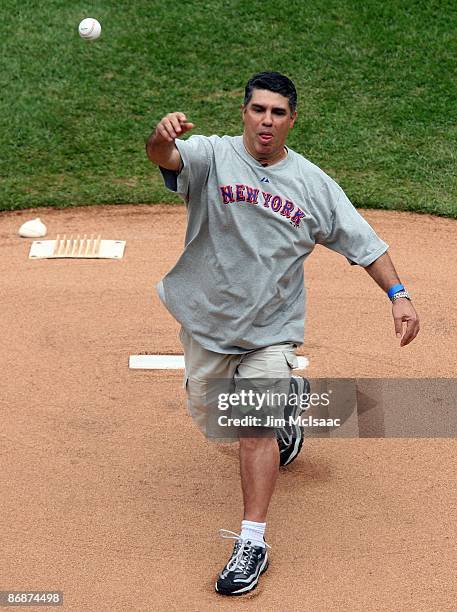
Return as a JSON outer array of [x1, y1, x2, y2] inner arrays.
[[1, 0, 456, 216]]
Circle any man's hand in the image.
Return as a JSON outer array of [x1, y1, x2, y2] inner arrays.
[[363, 252, 420, 347], [154, 112, 194, 143], [392, 298, 420, 347], [146, 112, 195, 170]]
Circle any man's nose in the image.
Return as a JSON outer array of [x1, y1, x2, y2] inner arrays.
[[262, 112, 273, 125]]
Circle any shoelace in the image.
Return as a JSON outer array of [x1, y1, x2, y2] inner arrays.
[[219, 529, 271, 574], [277, 425, 292, 445]]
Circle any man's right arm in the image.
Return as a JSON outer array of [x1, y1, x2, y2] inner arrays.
[[145, 112, 195, 171]]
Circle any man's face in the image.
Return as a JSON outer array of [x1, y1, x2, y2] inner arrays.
[[242, 89, 296, 164]]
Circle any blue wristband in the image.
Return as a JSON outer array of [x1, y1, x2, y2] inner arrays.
[[387, 283, 405, 299]]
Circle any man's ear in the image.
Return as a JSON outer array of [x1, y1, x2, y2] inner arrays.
[[289, 110, 297, 128]]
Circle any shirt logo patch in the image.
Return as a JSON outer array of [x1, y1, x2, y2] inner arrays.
[[260, 177, 270, 183]]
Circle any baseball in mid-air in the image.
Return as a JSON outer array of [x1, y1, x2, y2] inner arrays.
[[78, 18, 101, 41]]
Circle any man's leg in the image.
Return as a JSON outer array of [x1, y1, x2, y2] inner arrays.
[[215, 433, 277, 596], [215, 344, 296, 596], [235, 343, 296, 523], [239, 432, 279, 522], [178, 331, 301, 596]]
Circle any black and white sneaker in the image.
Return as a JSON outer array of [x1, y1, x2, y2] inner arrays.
[[215, 529, 270, 596], [276, 376, 310, 466]]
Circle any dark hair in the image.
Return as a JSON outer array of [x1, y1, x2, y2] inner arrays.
[[244, 71, 297, 113]]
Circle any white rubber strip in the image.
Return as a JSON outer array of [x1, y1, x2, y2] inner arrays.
[[129, 355, 309, 370]]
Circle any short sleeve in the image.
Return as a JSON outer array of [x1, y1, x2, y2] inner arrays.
[[319, 189, 389, 266], [159, 135, 212, 201]]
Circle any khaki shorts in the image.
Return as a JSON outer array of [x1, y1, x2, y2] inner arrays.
[[179, 327, 298, 441]]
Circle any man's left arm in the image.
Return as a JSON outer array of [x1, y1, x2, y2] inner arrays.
[[364, 251, 420, 347]]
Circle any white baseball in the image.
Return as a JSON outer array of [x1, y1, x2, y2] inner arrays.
[[78, 18, 101, 41]]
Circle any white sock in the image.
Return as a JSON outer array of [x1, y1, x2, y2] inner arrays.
[[240, 520, 266, 548]]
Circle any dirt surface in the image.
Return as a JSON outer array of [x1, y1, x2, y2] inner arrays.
[[1, 204, 456, 611]]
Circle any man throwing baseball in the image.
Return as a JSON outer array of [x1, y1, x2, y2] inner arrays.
[[146, 71, 419, 596]]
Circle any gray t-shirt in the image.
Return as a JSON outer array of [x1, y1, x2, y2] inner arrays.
[[157, 135, 388, 354]]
